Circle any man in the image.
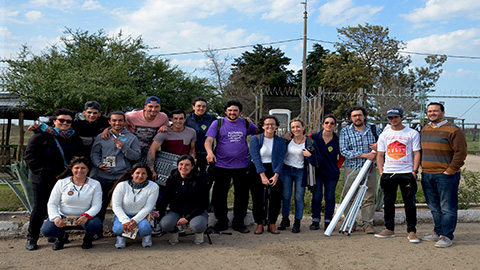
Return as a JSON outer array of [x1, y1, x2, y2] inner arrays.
[[339, 105, 381, 234], [205, 100, 257, 233], [186, 97, 214, 172], [103, 96, 169, 155], [147, 110, 197, 180], [374, 107, 421, 243], [91, 112, 141, 223], [73, 101, 110, 154], [420, 102, 467, 248]]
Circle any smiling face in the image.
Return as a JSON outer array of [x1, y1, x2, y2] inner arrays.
[[83, 108, 100, 123], [53, 114, 73, 131], [322, 117, 336, 132], [225, 105, 240, 121], [144, 102, 161, 120], [178, 159, 193, 178], [192, 100, 207, 116], [290, 121, 305, 138], [132, 168, 148, 184], [109, 114, 125, 133], [171, 113, 186, 131], [387, 115, 403, 128], [350, 110, 366, 128], [72, 162, 89, 180], [263, 118, 277, 137], [427, 104, 445, 123]]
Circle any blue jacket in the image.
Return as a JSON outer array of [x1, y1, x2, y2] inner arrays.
[[309, 131, 342, 181], [249, 133, 286, 175], [185, 112, 214, 153]]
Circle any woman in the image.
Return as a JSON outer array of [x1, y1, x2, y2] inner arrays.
[[40, 157, 103, 250], [309, 114, 344, 231], [111, 164, 159, 249], [24, 108, 84, 251], [279, 118, 318, 233], [158, 155, 209, 245], [249, 115, 286, 234]]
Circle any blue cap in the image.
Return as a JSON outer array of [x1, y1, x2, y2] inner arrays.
[[386, 107, 403, 117], [145, 96, 161, 105]]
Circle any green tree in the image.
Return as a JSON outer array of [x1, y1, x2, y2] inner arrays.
[[1, 28, 215, 115], [295, 43, 330, 93]]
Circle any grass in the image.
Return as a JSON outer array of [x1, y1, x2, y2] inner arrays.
[[0, 184, 27, 211]]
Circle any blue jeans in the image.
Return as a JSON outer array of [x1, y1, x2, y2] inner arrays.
[[40, 216, 102, 237], [112, 215, 152, 236], [159, 211, 208, 233], [311, 178, 338, 223], [282, 165, 305, 220], [421, 172, 461, 240]]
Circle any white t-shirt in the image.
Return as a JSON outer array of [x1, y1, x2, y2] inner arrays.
[[260, 137, 274, 163], [284, 140, 305, 169], [377, 126, 421, 173]]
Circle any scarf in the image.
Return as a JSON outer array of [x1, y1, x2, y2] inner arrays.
[[128, 179, 149, 189], [39, 122, 75, 139]]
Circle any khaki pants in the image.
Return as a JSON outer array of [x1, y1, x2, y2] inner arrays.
[[342, 166, 377, 227]]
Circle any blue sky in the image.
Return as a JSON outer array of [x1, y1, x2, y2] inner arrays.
[[2, 0, 480, 124]]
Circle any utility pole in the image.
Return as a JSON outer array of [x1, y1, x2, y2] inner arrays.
[[300, 0, 307, 120]]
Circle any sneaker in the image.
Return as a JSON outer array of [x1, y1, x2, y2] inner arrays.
[[169, 232, 179, 245], [232, 223, 250, 234], [115, 236, 126, 249], [152, 223, 164, 237], [309, 221, 320, 230], [142, 235, 153, 247], [435, 236, 453, 248], [194, 233, 204, 245], [407, 232, 420, 243], [363, 225, 376, 234], [421, 232, 439, 242], [25, 238, 38, 251], [374, 229, 395, 238], [52, 232, 68, 251]]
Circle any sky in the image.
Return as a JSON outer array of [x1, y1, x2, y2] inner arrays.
[[2, 0, 480, 124]]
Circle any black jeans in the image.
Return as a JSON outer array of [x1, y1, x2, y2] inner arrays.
[[380, 173, 417, 233], [28, 181, 56, 239], [97, 179, 116, 222], [249, 163, 282, 225], [212, 167, 249, 226]]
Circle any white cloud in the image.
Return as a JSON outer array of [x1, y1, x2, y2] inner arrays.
[[28, 0, 77, 11], [403, 0, 480, 23], [406, 28, 480, 56], [317, 0, 383, 26], [261, 0, 306, 23], [25, 11, 43, 22], [82, 0, 102, 10]]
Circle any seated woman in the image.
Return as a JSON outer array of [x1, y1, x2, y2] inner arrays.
[[111, 164, 159, 249], [158, 155, 209, 245], [249, 115, 286, 234], [40, 156, 103, 250]]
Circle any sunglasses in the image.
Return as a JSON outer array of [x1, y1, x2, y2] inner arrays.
[[56, 118, 72, 124], [324, 121, 336, 125]]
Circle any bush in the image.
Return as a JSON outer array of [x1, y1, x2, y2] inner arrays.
[[458, 169, 480, 210]]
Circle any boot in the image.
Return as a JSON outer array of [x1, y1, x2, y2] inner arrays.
[[53, 232, 69, 250], [254, 224, 264, 235], [169, 232, 179, 245], [324, 222, 331, 231], [194, 233, 204, 245], [310, 221, 320, 230], [267, 224, 280, 234], [25, 237, 38, 251], [277, 217, 290, 230], [81, 234, 93, 249], [291, 219, 301, 233]]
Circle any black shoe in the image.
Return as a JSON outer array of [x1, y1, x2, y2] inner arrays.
[[53, 232, 68, 251], [291, 219, 301, 233], [232, 223, 250, 234], [324, 222, 330, 231], [278, 217, 290, 230], [47, 237, 56, 243], [25, 238, 38, 251], [82, 234, 93, 249], [309, 221, 320, 230], [92, 232, 103, 241], [211, 222, 228, 232]]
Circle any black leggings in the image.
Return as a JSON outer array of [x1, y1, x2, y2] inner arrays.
[[250, 163, 282, 225]]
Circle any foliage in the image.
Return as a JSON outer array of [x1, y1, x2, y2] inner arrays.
[[0, 160, 33, 213], [1, 28, 216, 115], [294, 43, 330, 93], [458, 169, 480, 209]]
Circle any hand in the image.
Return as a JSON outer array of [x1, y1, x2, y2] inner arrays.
[[206, 153, 216, 164], [28, 123, 39, 131], [302, 149, 312, 157], [99, 164, 111, 173], [370, 143, 378, 152], [101, 128, 111, 140], [151, 171, 158, 181], [74, 216, 88, 226], [113, 137, 124, 148], [260, 175, 270, 185], [54, 218, 67, 228], [176, 218, 188, 226], [284, 133, 292, 140], [158, 125, 168, 133], [443, 171, 453, 175], [124, 219, 138, 232], [269, 176, 278, 186], [122, 222, 131, 233], [245, 117, 252, 123], [412, 172, 417, 179], [363, 152, 377, 161]]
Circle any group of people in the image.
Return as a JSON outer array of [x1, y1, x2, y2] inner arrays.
[[23, 96, 467, 251]]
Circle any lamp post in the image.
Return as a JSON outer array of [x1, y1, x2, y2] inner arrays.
[[300, 0, 307, 120]]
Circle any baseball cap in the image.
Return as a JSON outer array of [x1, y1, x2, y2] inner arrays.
[[386, 107, 403, 118], [145, 96, 161, 105]]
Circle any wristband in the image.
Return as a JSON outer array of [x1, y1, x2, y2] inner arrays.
[[412, 170, 419, 174], [81, 213, 93, 220]]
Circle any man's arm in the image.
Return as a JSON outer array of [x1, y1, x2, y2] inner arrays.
[[147, 140, 162, 180], [205, 136, 216, 163], [376, 151, 385, 175], [189, 141, 196, 158], [412, 150, 421, 178]]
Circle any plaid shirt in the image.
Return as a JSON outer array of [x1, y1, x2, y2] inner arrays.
[[339, 123, 382, 170]]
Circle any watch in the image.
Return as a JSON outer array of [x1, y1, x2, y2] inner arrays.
[[413, 170, 419, 174]]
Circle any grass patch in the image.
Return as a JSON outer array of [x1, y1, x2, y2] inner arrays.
[[0, 184, 26, 211]]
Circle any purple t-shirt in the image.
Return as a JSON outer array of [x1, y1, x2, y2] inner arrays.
[[205, 117, 257, 169]]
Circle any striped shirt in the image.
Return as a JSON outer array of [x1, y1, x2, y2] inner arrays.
[[339, 123, 382, 170], [420, 121, 467, 174]]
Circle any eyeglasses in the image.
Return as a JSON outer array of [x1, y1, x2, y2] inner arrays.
[[264, 123, 276, 127], [56, 118, 72, 124], [324, 121, 336, 125]]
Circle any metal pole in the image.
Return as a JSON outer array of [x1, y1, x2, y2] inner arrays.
[[300, 0, 307, 120]]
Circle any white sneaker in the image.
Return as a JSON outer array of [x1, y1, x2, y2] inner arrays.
[[194, 233, 204, 245], [421, 232, 439, 242], [169, 232, 179, 245], [115, 236, 126, 249], [142, 235, 153, 247], [435, 235, 453, 248]]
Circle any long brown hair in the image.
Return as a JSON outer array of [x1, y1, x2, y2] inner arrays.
[[57, 156, 92, 180], [109, 163, 153, 196]]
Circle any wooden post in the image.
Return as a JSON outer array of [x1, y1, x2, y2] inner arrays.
[[17, 112, 25, 161]]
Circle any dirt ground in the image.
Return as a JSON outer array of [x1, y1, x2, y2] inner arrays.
[[1, 155, 479, 270]]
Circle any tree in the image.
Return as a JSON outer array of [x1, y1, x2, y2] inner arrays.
[[1, 28, 216, 115], [321, 23, 446, 121], [295, 43, 330, 93]]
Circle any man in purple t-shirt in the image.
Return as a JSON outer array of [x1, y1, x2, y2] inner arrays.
[[205, 100, 257, 233]]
